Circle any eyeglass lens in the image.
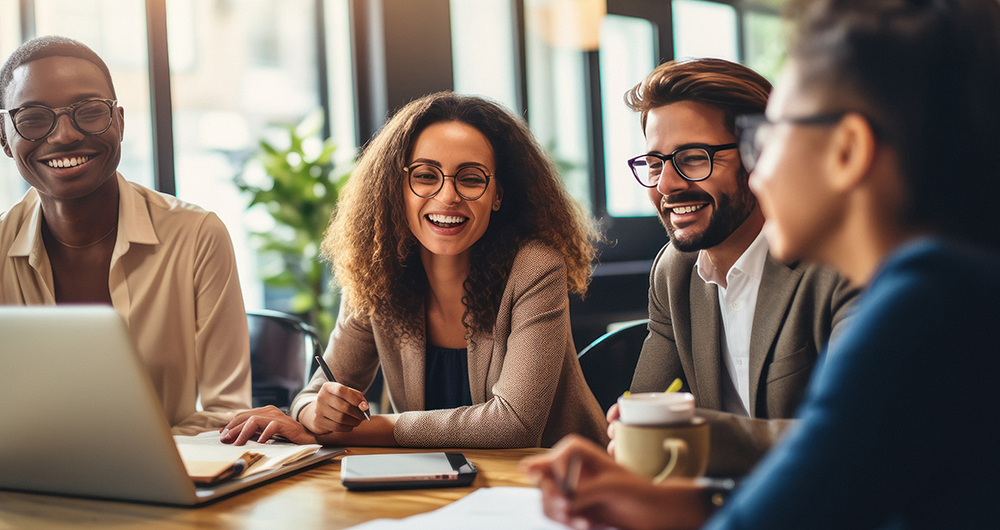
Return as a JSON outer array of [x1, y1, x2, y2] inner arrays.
[[408, 164, 490, 200], [632, 148, 714, 186], [736, 117, 770, 173], [11, 100, 114, 141]]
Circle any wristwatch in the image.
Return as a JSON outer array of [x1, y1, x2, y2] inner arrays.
[[694, 477, 738, 513]]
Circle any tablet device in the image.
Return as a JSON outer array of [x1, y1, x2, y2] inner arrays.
[[340, 452, 478, 490]]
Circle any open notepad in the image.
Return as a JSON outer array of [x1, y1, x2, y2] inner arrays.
[[175, 431, 324, 483]]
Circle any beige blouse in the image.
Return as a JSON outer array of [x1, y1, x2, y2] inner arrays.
[[0, 173, 251, 435], [290, 242, 609, 448]]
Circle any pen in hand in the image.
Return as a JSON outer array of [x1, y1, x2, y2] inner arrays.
[[314, 355, 370, 421], [559, 454, 582, 500]]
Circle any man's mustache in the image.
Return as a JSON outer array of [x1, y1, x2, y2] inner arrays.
[[661, 191, 714, 210]]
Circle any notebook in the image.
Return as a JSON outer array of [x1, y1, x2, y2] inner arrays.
[[0, 305, 344, 506]]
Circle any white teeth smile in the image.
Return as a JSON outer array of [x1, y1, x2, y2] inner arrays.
[[427, 213, 468, 227], [671, 204, 706, 215], [46, 156, 91, 168]]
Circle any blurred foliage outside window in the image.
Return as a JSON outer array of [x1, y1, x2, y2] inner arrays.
[[235, 110, 350, 341]]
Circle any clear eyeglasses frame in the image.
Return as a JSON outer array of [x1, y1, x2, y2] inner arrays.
[[405, 163, 493, 201], [0, 98, 118, 142], [736, 112, 855, 172], [627, 143, 739, 187]]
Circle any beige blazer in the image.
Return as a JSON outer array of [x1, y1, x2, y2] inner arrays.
[[631, 242, 858, 475], [290, 242, 609, 448]]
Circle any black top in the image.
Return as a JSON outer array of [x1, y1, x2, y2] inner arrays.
[[424, 344, 473, 410]]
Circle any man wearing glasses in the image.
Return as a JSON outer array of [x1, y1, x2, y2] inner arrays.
[[610, 58, 858, 475], [0, 36, 251, 435]]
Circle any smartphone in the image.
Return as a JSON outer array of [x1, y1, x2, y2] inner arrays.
[[340, 452, 478, 491]]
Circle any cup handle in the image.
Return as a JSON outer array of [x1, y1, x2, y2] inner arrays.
[[652, 438, 689, 484]]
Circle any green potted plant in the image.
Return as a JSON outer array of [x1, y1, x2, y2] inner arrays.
[[235, 110, 350, 341]]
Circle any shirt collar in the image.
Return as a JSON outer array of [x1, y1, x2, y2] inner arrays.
[[7, 191, 45, 261], [116, 172, 159, 247], [695, 229, 770, 287], [6, 173, 160, 262]]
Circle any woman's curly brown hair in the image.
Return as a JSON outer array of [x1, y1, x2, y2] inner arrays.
[[321, 92, 600, 337]]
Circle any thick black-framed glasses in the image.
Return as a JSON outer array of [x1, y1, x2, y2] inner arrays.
[[736, 112, 851, 172], [405, 163, 493, 201], [627, 143, 738, 187], [0, 98, 118, 142]]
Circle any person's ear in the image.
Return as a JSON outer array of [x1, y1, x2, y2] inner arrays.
[[1, 129, 11, 158], [492, 186, 503, 211], [115, 105, 125, 140], [824, 112, 877, 193]]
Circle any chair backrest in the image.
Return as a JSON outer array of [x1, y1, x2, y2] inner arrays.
[[247, 310, 324, 410], [577, 320, 649, 412]]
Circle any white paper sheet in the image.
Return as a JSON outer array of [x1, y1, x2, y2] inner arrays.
[[344, 487, 594, 530]]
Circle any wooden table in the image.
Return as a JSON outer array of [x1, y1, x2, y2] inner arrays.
[[0, 447, 545, 530]]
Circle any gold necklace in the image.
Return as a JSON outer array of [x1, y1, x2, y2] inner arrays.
[[48, 225, 117, 249]]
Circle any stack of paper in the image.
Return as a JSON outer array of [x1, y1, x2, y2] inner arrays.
[[174, 431, 322, 479]]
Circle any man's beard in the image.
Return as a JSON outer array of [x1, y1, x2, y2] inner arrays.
[[660, 181, 757, 252]]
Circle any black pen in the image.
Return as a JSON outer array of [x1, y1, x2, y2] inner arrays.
[[314, 355, 370, 421]]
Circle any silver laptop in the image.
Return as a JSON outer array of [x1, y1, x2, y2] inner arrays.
[[0, 305, 343, 506]]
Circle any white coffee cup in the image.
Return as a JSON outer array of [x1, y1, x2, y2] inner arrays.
[[617, 392, 695, 426]]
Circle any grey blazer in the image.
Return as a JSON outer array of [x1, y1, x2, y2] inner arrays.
[[290, 242, 609, 449], [631, 242, 858, 475]]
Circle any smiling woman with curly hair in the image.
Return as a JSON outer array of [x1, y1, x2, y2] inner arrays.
[[224, 92, 609, 449]]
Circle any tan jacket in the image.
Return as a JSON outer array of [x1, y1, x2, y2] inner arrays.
[[291, 242, 608, 448], [631, 242, 858, 475]]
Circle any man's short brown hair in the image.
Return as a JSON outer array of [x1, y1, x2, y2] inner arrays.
[[625, 58, 771, 136]]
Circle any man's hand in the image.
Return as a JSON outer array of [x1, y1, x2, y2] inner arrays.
[[606, 402, 622, 456]]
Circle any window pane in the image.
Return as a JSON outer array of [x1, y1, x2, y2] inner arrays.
[[450, 0, 519, 112], [33, 0, 155, 191], [744, 10, 786, 82], [324, 0, 357, 168], [601, 15, 656, 218], [0, 0, 25, 212], [524, 0, 600, 210], [672, 0, 738, 61], [166, 0, 323, 310]]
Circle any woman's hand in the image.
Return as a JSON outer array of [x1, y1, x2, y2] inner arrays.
[[299, 381, 371, 434], [520, 435, 709, 530], [220, 405, 318, 445]]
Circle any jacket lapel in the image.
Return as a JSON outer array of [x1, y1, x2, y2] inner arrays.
[[747, 256, 802, 414], [399, 319, 427, 411], [689, 268, 723, 411], [467, 330, 494, 404]]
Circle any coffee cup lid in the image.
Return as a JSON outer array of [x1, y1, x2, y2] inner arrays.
[[618, 392, 695, 426]]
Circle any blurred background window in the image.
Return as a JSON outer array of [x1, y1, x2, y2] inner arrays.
[[0, 0, 23, 210], [450, 0, 519, 113], [0, 0, 786, 345], [166, 0, 322, 310]]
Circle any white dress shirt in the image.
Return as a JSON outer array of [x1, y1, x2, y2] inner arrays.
[[695, 231, 770, 417]]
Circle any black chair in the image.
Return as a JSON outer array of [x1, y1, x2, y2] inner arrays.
[[247, 309, 386, 413], [577, 319, 649, 412], [247, 309, 323, 410]]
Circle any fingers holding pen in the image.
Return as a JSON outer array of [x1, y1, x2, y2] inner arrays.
[[301, 382, 370, 433]]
